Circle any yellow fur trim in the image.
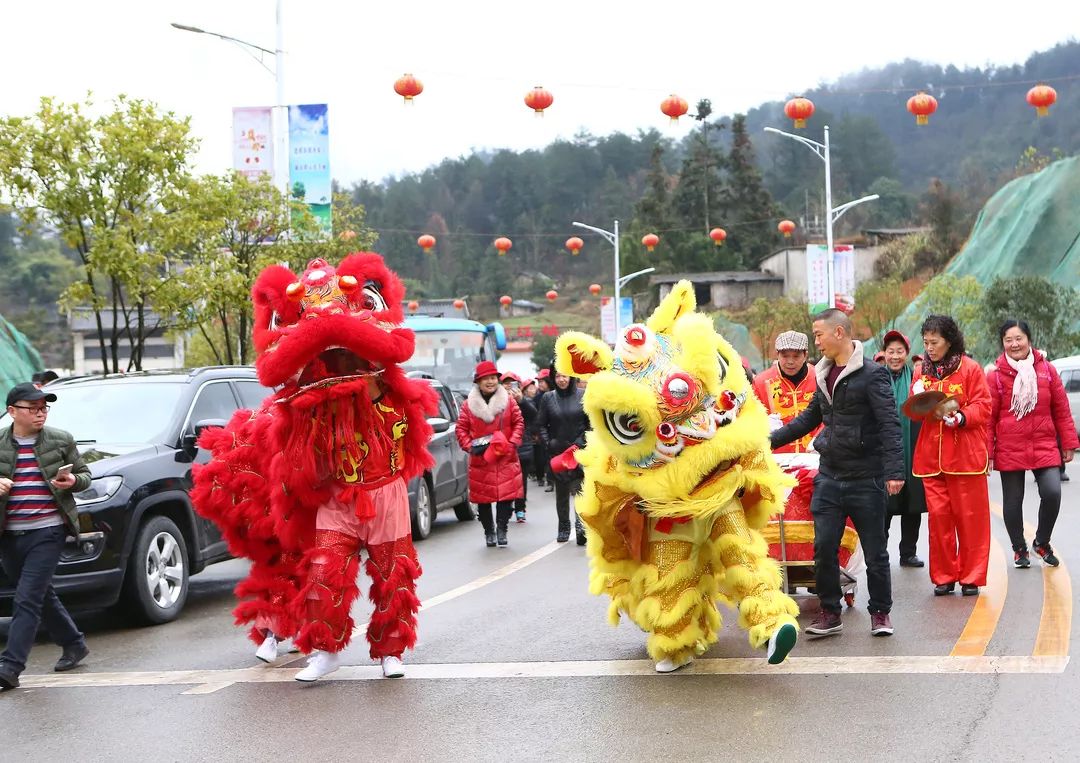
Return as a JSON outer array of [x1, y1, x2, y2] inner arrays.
[[554, 332, 612, 380]]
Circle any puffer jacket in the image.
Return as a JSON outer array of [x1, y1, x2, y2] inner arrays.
[[517, 395, 538, 461], [1, 424, 92, 533], [455, 385, 524, 503], [912, 354, 992, 477], [536, 381, 589, 458], [987, 351, 1079, 471]]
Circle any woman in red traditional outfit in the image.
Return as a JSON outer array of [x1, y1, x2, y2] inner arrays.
[[911, 315, 991, 597]]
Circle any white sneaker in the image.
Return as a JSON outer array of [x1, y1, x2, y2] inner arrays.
[[381, 655, 405, 678], [654, 654, 693, 673], [255, 635, 278, 663], [294, 650, 341, 682]]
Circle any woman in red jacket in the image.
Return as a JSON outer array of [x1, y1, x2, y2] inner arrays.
[[911, 315, 992, 597], [987, 320, 1079, 568], [456, 361, 524, 548]]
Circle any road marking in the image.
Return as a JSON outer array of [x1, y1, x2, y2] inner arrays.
[[16, 654, 1069, 691], [1034, 564, 1073, 656], [950, 537, 1008, 656]]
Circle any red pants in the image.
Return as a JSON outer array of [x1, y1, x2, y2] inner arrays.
[[922, 474, 990, 586]]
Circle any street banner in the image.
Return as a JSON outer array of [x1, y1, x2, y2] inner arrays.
[[805, 244, 857, 314], [601, 296, 634, 344], [288, 103, 332, 237], [232, 107, 274, 181]]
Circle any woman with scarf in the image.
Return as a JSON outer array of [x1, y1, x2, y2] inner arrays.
[[881, 330, 927, 568], [987, 320, 1078, 568], [911, 315, 992, 596]]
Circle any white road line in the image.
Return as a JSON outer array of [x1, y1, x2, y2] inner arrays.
[[16, 654, 1069, 691]]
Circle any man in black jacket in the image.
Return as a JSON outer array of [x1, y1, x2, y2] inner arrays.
[[771, 309, 904, 638]]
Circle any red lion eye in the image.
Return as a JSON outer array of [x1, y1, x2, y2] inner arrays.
[[662, 373, 697, 408], [361, 295, 376, 311]]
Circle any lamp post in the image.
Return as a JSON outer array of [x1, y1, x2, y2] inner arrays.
[[572, 220, 655, 338], [171, 0, 288, 197], [763, 125, 878, 309]]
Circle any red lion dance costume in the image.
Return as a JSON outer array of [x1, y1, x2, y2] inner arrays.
[[191, 253, 435, 681]]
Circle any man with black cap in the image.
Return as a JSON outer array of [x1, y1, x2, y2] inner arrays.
[[0, 383, 92, 690]]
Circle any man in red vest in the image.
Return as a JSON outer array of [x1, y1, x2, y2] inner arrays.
[[754, 331, 822, 453]]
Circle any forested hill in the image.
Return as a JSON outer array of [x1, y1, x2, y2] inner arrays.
[[351, 41, 1080, 298]]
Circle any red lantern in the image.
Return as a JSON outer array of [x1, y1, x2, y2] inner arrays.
[[417, 234, 436, 253], [394, 73, 423, 103], [546, 290, 558, 302], [778, 220, 796, 238], [589, 283, 602, 296], [709, 227, 727, 247], [524, 86, 554, 116], [907, 92, 938, 125], [1027, 84, 1057, 117], [499, 295, 513, 307], [784, 97, 815, 129], [565, 236, 584, 256], [407, 300, 419, 313], [494, 236, 513, 256], [453, 299, 465, 310], [660, 94, 689, 124], [642, 233, 660, 252]]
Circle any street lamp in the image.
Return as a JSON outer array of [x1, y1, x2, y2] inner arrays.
[[572, 220, 655, 338], [763, 125, 878, 309], [171, 0, 288, 196]]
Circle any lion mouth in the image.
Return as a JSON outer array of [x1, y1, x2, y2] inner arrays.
[[294, 347, 383, 389]]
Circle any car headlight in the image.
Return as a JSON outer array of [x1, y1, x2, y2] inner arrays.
[[73, 476, 123, 506]]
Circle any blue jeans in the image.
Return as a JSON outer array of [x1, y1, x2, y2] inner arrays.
[[811, 474, 893, 615], [0, 525, 85, 674]]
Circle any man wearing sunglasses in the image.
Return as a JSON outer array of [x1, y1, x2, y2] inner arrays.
[[0, 382, 92, 690]]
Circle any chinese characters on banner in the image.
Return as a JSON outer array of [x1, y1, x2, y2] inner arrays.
[[805, 245, 856, 314], [600, 297, 634, 344], [232, 107, 274, 180], [288, 104, 332, 238]]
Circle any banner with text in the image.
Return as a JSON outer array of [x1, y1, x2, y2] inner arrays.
[[601, 297, 634, 345], [806, 245, 856, 314], [288, 103, 332, 237], [232, 107, 274, 181]]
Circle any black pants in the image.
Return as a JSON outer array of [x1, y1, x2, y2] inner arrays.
[[811, 474, 892, 615], [515, 454, 531, 512], [532, 441, 547, 483], [1001, 467, 1062, 551], [0, 525, 84, 675], [554, 477, 583, 533], [477, 501, 513, 534], [886, 512, 922, 560]]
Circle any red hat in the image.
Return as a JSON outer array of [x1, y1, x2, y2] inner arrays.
[[882, 330, 910, 352], [500, 371, 521, 384], [521, 377, 535, 389], [537, 368, 551, 379], [473, 361, 499, 382], [874, 351, 886, 363]]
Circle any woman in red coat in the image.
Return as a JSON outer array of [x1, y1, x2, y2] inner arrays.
[[987, 319, 1079, 568], [911, 315, 991, 597], [456, 361, 524, 548]]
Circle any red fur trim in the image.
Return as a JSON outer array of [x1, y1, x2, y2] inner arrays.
[[364, 538, 421, 658], [336, 251, 406, 324]]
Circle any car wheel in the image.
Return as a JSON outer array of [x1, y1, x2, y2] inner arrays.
[[410, 476, 435, 540], [122, 515, 190, 625], [453, 497, 475, 521]]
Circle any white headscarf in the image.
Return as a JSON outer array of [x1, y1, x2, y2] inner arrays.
[[1005, 351, 1038, 420]]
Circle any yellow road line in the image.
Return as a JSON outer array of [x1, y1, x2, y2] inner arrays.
[[1034, 562, 1073, 656], [950, 537, 1008, 656]]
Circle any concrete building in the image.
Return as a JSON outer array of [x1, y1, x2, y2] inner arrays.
[[759, 245, 883, 302], [69, 307, 185, 374], [649, 272, 784, 311]]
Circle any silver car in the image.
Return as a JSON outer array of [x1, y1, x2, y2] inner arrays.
[[1050, 356, 1080, 436]]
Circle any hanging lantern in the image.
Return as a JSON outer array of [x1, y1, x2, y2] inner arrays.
[[642, 233, 660, 252], [565, 236, 584, 256], [709, 227, 727, 247], [499, 295, 513, 307], [589, 283, 602, 296], [524, 86, 554, 116], [453, 299, 465, 310], [417, 234, 436, 253], [907, 91, 938, 125], [660, 94, 689, 124], [1026, 84, 1057, 117], [784, 97, 815, 129], [393, 73, 424, 103], [778, 220, 796, 238], [494, 236, 513, 256], [546, 290, 558, 302], [407, 300, 419, 313]]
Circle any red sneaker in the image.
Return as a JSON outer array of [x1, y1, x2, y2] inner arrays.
[[805, 610, 843, 637]]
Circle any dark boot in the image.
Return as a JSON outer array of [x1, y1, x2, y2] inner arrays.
[[496, 528, 508, 547], [485, 532, 496, 547], [575, 517, 587, 546]]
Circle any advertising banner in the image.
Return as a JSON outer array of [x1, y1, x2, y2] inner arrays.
[[601, 296, 634, 345], [232, 107, 274, 181], [805, 245, 857, 314], [288, 103, 332, 237]]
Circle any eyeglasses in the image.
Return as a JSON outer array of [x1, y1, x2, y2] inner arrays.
[[11, 405, 50, 414]]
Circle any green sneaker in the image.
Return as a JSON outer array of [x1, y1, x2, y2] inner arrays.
[[767, 622, 798, 665]]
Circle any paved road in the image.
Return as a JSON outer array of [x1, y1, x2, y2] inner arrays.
[[1, 469, 1078, 762]]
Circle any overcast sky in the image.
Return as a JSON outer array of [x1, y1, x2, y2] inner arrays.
[[2, 1, 1075, 187]]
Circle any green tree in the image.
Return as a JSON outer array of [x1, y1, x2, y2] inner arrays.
[[911, 274, 989, 358], [982, 275, 1080, 360], [854, 277, 909, 342], [739, 296, 814, 362], [530, 333, 557, 372], [717, 114, 781, 269]]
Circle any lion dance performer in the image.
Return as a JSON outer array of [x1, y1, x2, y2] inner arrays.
[[554, 282, 800, 672], [191, 253, 436, 681]]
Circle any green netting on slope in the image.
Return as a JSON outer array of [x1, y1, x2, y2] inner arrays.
[[710, 314, 763, 372], [0, 314, 42, 391], [878, 155, 1080, 354]]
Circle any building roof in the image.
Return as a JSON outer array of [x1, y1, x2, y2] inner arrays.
[[649, 271, 784, 285]]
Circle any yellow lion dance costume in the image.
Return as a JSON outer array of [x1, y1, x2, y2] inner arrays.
[[555, 281, 800, 672]]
